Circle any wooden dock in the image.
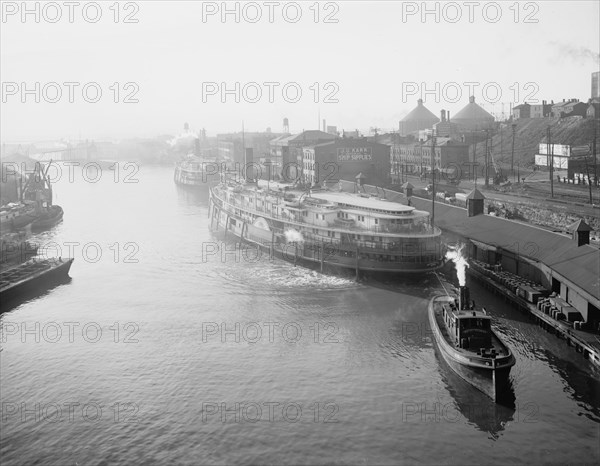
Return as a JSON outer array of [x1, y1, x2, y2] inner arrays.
[[468, 266, 600, 366]]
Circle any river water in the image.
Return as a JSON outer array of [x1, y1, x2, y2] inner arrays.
[[1, 164, 599, 465]]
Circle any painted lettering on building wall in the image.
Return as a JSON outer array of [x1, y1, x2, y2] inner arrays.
[[337, 147, 372, 162]]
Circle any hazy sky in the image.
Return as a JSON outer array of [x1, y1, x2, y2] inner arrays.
[[2, 0, 599, 141]]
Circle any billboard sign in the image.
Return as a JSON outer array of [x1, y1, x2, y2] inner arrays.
[[538, 143, 570, 157]]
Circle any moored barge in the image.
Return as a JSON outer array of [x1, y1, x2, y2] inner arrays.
[[428, 285, 516, 402], [0, 257, 74, 308], [209, 179, 445, 275]]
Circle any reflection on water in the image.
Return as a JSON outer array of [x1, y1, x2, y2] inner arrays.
[[542, 347, 600, 423], [175, 184, 210, 207], [0, 166, 598, 465], [433, 343, 516, 439]]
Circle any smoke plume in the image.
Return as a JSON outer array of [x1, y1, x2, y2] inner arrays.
[[549, 42, 600, 65], [285, 229, 304, 243], [445, 243, 469, 287], [168, 131, 197, 148]]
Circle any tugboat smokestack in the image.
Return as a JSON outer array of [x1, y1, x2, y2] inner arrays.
[[459, 286, 470, 311]]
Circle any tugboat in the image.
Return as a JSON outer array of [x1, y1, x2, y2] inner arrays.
[[21, 160, 64, 231], [31, 205, 63, 230], [428, 285, 516, 402]]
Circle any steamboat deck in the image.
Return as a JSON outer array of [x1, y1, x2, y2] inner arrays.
[[209, 179, 445, 275]]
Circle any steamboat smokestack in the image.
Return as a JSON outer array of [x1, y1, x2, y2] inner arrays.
[[459, 286, 470, 311]]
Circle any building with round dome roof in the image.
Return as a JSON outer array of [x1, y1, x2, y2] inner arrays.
[[451, 96, 495, 131], [399, 99, 439, 136]]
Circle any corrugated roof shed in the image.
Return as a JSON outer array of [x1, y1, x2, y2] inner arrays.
[[411, 198, 599, 300]]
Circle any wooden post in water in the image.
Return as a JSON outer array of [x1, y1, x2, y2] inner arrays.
[[320, 242, 325, 272], [270, 231, 275, 259], [294, 243, 298, 267], [355, 245, 360, 281], [224, 214, 229, 239]]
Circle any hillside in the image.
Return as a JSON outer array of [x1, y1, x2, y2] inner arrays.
[[474, 116, 600, 168]]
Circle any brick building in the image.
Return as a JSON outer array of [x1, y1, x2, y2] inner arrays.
[[302, 139, 390, 187]]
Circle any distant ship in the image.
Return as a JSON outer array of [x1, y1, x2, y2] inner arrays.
[[428, 285, 516, 402], [209, 178, 445, 275], [174, 155, 220, 190]]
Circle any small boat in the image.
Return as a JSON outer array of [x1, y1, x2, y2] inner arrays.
[[428, 285, 515, 402], [31, 205, 63, 230], [0, 257, 74, 308]]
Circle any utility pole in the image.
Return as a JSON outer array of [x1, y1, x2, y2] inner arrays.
[[585, 153, 593, 205], [431, 135, 436, 228], [587, 124, 597, 204], [511, 123, 517, 183], [547, 126, 554, 198], [517, 139, 520, 184], [485, 129, 489, 188], [500, 125, 504, 175], [594, 122, 598, 188], [471, 131, 476, 182]]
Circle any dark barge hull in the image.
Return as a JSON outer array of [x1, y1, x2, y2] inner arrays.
[[0, 258, 74, 309], [31, 205, 63, 230], [428, 295, 514, 402]]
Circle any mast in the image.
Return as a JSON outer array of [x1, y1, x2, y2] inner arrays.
[[511, 123, 517, 183]]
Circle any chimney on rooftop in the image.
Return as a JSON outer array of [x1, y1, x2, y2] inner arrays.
[[441, 110, 446, 122]]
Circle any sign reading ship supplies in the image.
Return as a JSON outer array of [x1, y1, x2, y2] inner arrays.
[[337, 147, 372, 161]]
